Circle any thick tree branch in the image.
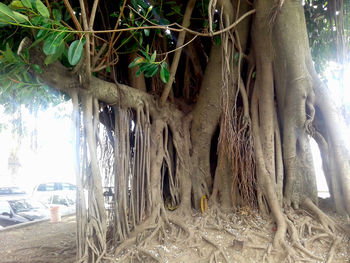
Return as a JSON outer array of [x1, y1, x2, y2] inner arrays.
[[26, 43, 184, 122]]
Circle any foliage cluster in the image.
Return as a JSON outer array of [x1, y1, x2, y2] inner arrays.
[[0, 0, 348, 113], [304, 0, 349, 74]]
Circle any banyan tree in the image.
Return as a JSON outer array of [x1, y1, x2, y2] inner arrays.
[[0, 0, 349, 262]]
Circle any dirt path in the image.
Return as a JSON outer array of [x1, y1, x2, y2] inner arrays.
[[0, 216, 76, 263]]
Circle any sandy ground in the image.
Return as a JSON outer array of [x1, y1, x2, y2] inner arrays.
[[0, 216, 76, 263]]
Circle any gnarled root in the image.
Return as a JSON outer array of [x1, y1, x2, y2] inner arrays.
[[264, 201, 344, 263], [302, 197, 337, 233]]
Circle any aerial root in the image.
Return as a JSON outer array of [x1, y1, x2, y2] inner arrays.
[[114, 236, 137, 256], [136, 247, 161, 263], [270, 201, 346, 263], [285, 216, 324, 261], [209, 249, 229, 263], [326, 237, 340, 263], [262, 244, 273, 263], [113, 210, 194, 262], [201, 235, 229, 263], [112, 203, 346, 263], [209, 250, 225, 263], [202, 235, 219, 249], [114, 208, 160, 256], [138, 224, 161, 247], [304, 233, 331, 247], [302, 198, 337, 233], [168, 217, 192, 239]]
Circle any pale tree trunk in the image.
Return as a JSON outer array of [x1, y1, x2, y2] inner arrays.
[[272, 0, 318, 208], [190, 44, 223, 208]]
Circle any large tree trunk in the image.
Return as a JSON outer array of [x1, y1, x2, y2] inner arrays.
[[272, 0, 318, 207], [190, 44, 223, 208]]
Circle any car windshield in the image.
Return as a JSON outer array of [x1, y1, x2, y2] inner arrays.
[[0, 187, 26, 195], [8, 199, 41, 213]]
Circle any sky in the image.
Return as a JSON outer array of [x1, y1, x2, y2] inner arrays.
[[0, 102, 75, 193]]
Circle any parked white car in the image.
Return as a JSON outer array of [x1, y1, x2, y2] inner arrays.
[[32, 182, 76, 196], [32, 182, 76, 215], [42, 193, 76, 215]]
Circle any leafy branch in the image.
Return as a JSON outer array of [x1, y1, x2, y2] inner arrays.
[[128, 47, 170, 83]]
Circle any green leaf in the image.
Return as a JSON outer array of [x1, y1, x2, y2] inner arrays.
[[131, 0, 138, 9], [10, 1, 24, 10], [3, 43, 15, 63], [30, 15, 44, 25], [29, 35, 46, 48], [137, 0, 149, 10], [203, 19, 208, 28], [13, 11, 29, 23], [35, 0, 49, 18], [44, 54, 57, 65], [44, 42, 64, 65], [135, 63, 152, 76], [0, 3, 17, 23], [43, 32, 66, 55], [120, 37, 130, 46], [144, 28, 150, 36], [214, 35, 221, 46], [52, 9, 61, 21], [21, 0, 32, 9], [68, 37, 86, 66], [128, 56, 145, 68], [36, 24, 49, 38], [140, 50, 150, 60], [144, 64, 158, 78], [135, 68, 143, 77], [31, 64, 42, 73], [20, 48, 29, 61], [0, 2, 28, 24], [150, 51, 156, 63], [160, 62, 169, 83], [159, 18, 170, 25]]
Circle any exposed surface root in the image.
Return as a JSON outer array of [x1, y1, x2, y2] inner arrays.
[[109, 205, 350, 262], [302, 198, 337, 233]]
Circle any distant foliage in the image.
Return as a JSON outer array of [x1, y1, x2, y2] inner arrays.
[[304, 0, 350, 75]]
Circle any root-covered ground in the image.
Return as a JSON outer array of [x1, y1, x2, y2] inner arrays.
[[0, 201, 349, 263], [112, 199, 350, 263]]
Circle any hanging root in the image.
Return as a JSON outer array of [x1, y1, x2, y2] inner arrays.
[[168, 217, 192, 239], [111, 202, 349, 263], [263, 198, 346, 263], [285, 216, 324, 261], [136, 247, 161, 263], [302, 198, 337, 233], [326, 238, 340, 263]]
